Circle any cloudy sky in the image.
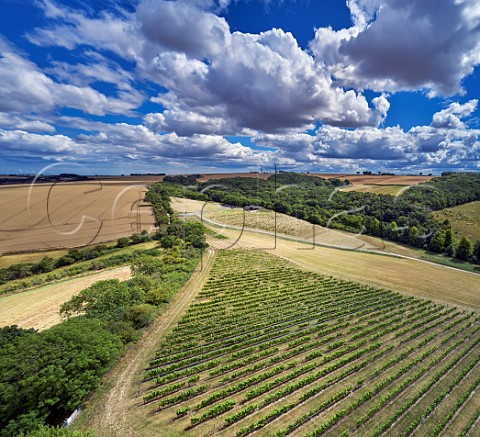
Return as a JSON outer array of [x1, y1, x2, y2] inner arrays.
[[1, 0, 479, 175]]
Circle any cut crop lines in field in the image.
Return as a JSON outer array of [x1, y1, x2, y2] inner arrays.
[[139, 250, 480, 436], [205, 210, 316, 242], [0, 181, 154, 253]]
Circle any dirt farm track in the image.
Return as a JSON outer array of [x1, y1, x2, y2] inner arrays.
[[0, 177, 158, 254]]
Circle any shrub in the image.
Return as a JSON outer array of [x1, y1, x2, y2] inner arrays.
[[117, 237, 130, 248], [124, 304, 157, 329]]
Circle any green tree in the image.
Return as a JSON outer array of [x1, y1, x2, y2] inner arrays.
[[60, 280, 145, 323], [444, 228, 454, 249], [456, 236, 473, 261], [55, 256, 76, 268], [5, 263, 34, 280], [428, 231, 445, 253], [409, 226, 421, 247], [33, 257, 55, 274], [0, 318, 122, 435], [274, 200, 292, 215], [126, 274, 156, 291], [473, 240, 480, 264], [369, 217, 381, 236], [166, 221, 207, 248], [131, 256, 165, 276], [159, 234, 180, 249], [124, 304, 157, 329], [387, 222, 399, 240], [445, 243, 456, 257], [130, 233, 143, 244], [0, 325, 36, 348]]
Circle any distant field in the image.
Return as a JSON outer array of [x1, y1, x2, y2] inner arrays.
[[171, 197, 424, 258], [434, 201, 480, 242], [196, 172, 431, 186], [138, 250, 480, 436], [197, 172, 271, 182], [0, 178, 155, 254], [313, 174, 432, 186], [194, 173, 432, 186], [0, 266, 131, 330], [341, 184, 410, 195]]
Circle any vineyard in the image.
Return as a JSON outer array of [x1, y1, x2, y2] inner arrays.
[[139, 250, 480, 436]]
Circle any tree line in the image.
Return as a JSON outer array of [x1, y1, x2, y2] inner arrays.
[[157, 172, 480, 264]]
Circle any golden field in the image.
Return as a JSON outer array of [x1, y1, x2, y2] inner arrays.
[[0, 178, 157, 254], [340, 184, 411, 195], [313, 173, 433, 185]]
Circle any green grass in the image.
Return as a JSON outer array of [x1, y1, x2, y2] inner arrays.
[[421, 253, 480, 274], [434, 201, 480, 242], [140, 249, 480, 437], [182, 215, 228, 239], [203, 228, 228, 240]]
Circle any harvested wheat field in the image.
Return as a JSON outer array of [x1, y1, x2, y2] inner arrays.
[[0, 266, 132, 330], [0, 179, 156, 254], [313, 174, 432, 185], [195, 173, 432, 186], [197, 172, 272, 182], [340, 184, 410, 195]]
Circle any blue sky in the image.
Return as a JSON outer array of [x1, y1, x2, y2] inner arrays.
[[0, 0, 479, 175]]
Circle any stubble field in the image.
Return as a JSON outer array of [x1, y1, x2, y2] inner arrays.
[[340, 185, 410, 195], [312, 174, 432, 186], [195, 173, 432, 186], [0, 178, 156, 254]]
